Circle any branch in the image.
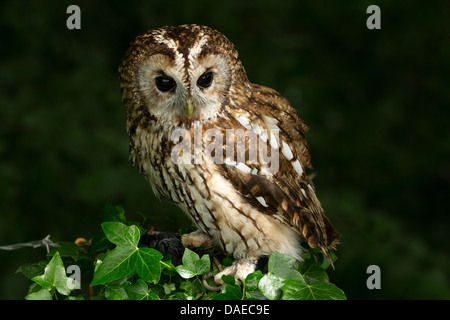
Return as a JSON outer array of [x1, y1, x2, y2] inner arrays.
[[0, 235, 60, 253]]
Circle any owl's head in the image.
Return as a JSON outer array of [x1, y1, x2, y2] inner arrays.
[[120, 24, 250, 126]]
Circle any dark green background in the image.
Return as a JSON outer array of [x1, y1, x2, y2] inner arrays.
[[1, 0, 449, 299]]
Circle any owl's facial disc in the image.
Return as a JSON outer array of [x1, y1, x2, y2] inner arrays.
[[188, 54, 231, 121], [137, 54, 189, 122], [138, 51, 231, 124]]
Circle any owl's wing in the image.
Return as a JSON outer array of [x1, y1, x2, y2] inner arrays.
[[220, 84, 339, 263]]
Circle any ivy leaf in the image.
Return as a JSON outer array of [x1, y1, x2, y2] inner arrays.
[[258, 273, 283, 300], [175, 265, 196, 279], [125, 279, 159, 300], [105, 284, 129, 300], [244, 270, 264, 300], [302, 263, 329, 284], [125, 279, 147, 300], [257, 251, 306, 300], [163, 283, 176, 295], [102, 222, 139, 247], [282, 279, 346, 300], [134, 247, 163, 283], [169, 292, 189, 300], [272, 268, 305, 283], [221, 274, 237, 285], [31, 251, 79, 296], [244, 290, 267, 300], [25, 288, 53, 300], [180, 278, 205, 300], [193, 251, 211, 276], [91, 223, 162, 286], [176, 248, 210, 279], [221, 256, 234, 267], [282, 279, 304, 300], [244, 270, 263, 292], [268, 251, 297, 274], [16, 261, 48, 280], [91, 245, 136, 286], [213, 284, 242, 300]]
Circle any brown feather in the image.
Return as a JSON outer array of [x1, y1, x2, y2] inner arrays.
[[222, 83, 340, 263]]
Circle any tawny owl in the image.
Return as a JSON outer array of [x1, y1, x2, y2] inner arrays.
[[119, 24, 339, 283]]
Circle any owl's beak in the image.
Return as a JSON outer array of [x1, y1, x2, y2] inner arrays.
[[185, 100, 194, 119]]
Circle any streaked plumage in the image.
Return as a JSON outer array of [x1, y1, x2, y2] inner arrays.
[[119, 24, 339, 282]]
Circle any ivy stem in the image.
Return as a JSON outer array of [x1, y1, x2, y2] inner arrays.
[[160, 260, 173, 269]]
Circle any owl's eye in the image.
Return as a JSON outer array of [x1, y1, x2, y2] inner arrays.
[[155, 76, 176, 92], [197, 72, 214, 89]]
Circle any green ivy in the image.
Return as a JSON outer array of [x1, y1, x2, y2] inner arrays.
[[17, 206, 346, 300]]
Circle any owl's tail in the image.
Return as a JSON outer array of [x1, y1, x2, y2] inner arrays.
[[317, 216, 340, 269]]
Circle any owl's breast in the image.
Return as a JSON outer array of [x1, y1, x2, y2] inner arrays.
[[129, 124, 175, 199], [129, 122, 302, 261]]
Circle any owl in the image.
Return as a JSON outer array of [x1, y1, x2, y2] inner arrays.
[[119, 24, 339, 283]]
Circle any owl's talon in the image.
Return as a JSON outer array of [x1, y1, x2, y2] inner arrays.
[[181, 230, 214, 248], [214, 259, 256, 285]]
